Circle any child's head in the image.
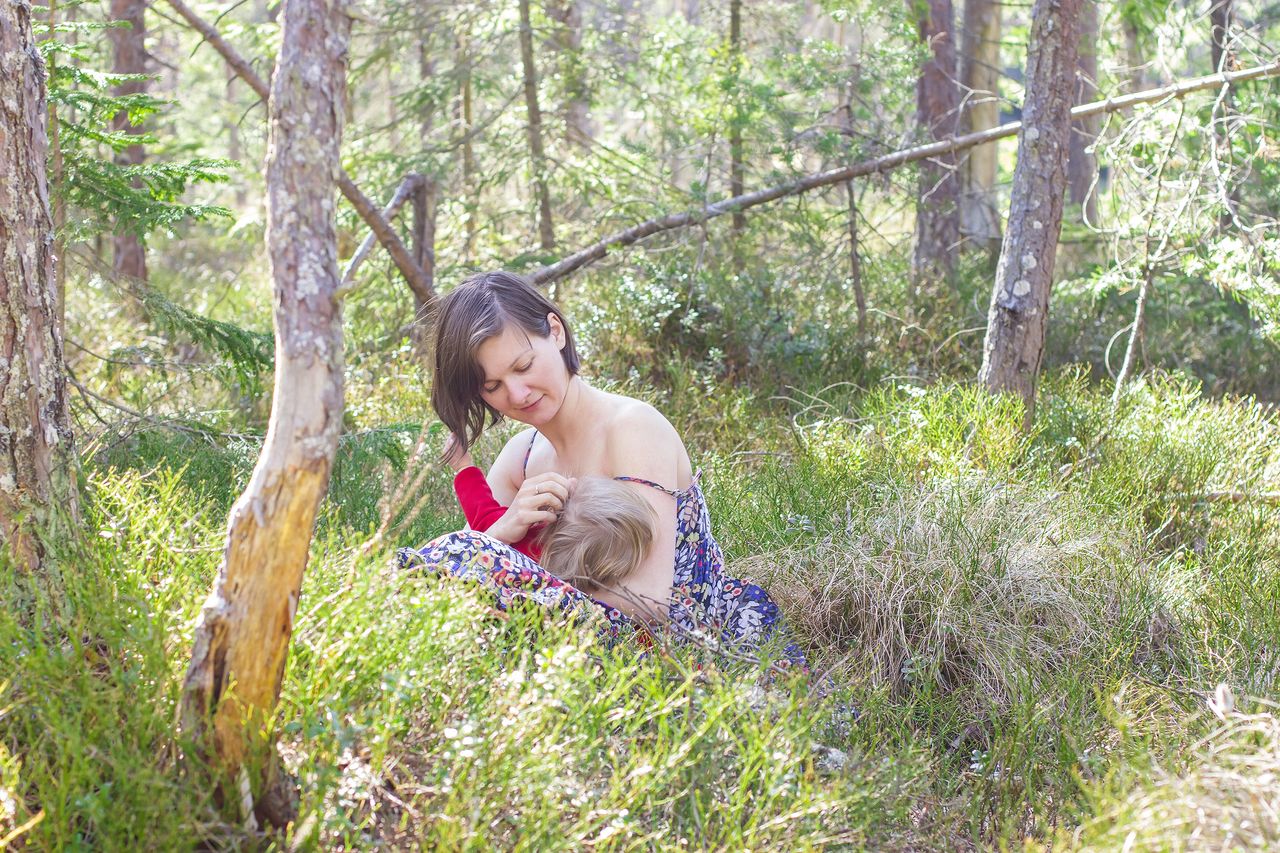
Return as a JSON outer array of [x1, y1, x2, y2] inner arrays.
[[539, 477, 656, 594]]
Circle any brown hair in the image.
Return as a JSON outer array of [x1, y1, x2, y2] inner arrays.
[[539, 477, 657, 594], [431, 271, 580, 451]]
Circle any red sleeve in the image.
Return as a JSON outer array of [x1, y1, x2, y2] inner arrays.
[[453, 466, 507, 531], [453, 467, 543, 560]]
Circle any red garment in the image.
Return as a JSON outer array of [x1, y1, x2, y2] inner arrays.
[[453, 466, 543, 560]]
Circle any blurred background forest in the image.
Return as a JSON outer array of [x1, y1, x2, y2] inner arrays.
[[51, 0, 1280, 432], [3, 0, 1280, 848]]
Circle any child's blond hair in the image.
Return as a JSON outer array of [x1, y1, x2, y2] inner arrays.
[[539, 477, 656, 594]]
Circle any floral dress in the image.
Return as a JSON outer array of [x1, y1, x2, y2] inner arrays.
[[398, 436, 805, 669]]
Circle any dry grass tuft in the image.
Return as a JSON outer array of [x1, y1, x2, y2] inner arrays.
[[1074, 698, 1280, 851], [740, 478, 1165, 717]]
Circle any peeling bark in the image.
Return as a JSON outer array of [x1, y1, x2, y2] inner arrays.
[[0, 0, 79, 572], [978, 0, 1083, 426], [179, 0, 350, 827]]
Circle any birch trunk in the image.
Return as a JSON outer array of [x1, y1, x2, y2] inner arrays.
[[179, 0, 350, 827], [910, 0, 962, 299], [978, 0, 1082, 426], [0, 0, 79, 572], [959, 0, 1002, 252]]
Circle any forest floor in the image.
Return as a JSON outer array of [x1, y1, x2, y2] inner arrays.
[[2, 367, 1278, 849]]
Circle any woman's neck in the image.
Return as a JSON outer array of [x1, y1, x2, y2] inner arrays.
[[536, 375, 606, 458]]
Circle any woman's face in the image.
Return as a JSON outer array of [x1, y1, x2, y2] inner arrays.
[[474, 316, 570, 424]]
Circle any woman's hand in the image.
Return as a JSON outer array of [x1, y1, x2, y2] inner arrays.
[[486, 472, 575, 544]]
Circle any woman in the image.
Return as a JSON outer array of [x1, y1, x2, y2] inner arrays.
[[402, 270, 802, 667]]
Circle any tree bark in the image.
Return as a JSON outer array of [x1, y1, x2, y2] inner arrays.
[[0, 0, 79, 572], [1067, 0, 1099, 222], [1210, 0, 1233, 74], [547, 0, 591, 146], [958, 0, 1002, 252], [978, 0, 1082, 427], [109, 0, 149, 287], [179, 0, 350, 828], [518, 0, 556, 251], [910, 0, 962, 299], [527, 59, 1280, 286], [47, 0, 67, 326]]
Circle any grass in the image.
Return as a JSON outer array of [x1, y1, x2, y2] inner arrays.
[[2, 371, 1279, 849]]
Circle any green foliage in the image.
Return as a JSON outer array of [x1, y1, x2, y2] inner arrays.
[[7, 376, 1280, 848], [139, 287, 274, 398], [38, 20, 231, 242]]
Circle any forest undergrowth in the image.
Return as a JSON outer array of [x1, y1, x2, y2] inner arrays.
[[2, 355, 1277, 849]]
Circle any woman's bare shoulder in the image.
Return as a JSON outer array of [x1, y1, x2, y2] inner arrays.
[[601, 393, 678, 438], [598, 392, 691, 482]]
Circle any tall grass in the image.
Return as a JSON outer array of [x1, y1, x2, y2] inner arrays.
[[3, 374, 1278, 848]]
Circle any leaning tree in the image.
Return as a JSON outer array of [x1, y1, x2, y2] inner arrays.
[[977, 0, 1083, 425], [0, 0, 79, 574], [179, 0, 351, 827]]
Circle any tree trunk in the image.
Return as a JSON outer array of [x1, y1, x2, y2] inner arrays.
[[910, 0, 962, 302], [0, 0, 79, 573], [1210, 0, 1233, 74], [547, 0, 591, 146], [109, 0, 149, 287], [958, 0, 1002, 252], [729, 0, 746, 257], [1067, 0, 1099, 222], [978, 0, 1082, 427], [518, 0, 556, 252], [179, 0, 350, 828], [47, 0, 67, 327]]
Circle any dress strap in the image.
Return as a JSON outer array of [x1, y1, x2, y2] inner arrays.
[[522, 430, 538, 476], [614, 469, 701, 498]]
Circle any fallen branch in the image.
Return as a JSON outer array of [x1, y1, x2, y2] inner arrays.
[[341, 172, 425, 288], [531, 59, 1280, 286], [161, 0, 435, 306]]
